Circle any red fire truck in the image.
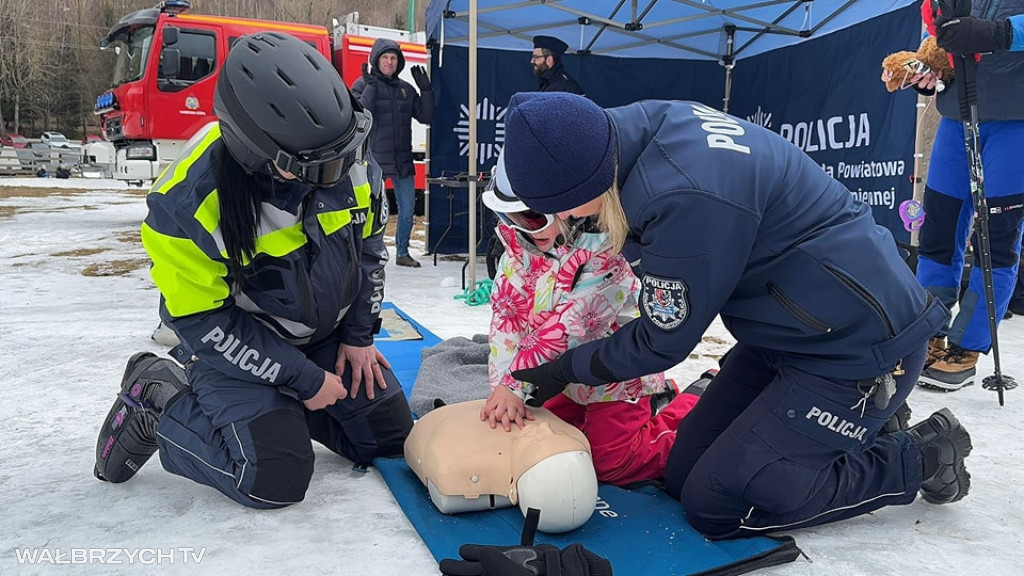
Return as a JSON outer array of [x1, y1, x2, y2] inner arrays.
[[95, 1, 428, 188]]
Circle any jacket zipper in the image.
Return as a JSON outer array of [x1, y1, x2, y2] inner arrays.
[[298, 195, 318, 325], [766, 281, 833, 333], [824, 264, 896, 338]]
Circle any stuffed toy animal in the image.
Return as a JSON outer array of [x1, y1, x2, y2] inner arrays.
[[881, 35, 954, 92]]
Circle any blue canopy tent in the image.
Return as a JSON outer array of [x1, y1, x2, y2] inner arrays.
[[424, 0, 922, 284]]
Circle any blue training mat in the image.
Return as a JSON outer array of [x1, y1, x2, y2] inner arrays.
[[374, 302, 442, 405], [374, 457, 800, 576]]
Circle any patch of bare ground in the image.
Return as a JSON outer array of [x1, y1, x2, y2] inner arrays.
[[0, 186, 148, 218], [116, 230, 141, 244], [0, 187, 94, 199], [53, 248, 108, 257], [81, 258, 151, 277]]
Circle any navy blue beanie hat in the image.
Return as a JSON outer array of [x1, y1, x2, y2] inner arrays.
[[503, 92, 617, 214]]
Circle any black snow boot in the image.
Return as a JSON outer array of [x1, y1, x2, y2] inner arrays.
[[882, 401, 912, 433], [94, 352, 189, 483], [905, 408, 972, 504], [651, 370, 717, 417], [682, 369, 717, 397]]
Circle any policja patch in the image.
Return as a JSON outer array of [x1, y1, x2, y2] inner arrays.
[[642, 275, 688, 330]]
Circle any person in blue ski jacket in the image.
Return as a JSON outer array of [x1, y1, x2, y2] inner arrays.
[[899, 0, 1024, 391], [501, 91, 971, 539], [93, 33, 413, 509]]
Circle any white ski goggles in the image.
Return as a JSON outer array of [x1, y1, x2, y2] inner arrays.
[[495, 207, 556, 234], [482, 177, 557, 234]]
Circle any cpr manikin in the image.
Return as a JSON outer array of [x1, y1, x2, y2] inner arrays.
[[404, 400, 598, 533]]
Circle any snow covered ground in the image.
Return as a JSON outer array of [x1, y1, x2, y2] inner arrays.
[[1, 179, 1022, 575]]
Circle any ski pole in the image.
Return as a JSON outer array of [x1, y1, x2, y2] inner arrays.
[[944, 0, 1017, 405]]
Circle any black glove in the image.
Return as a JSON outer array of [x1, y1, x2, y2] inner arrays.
[[360, 62, 374, 84], [931, 0, 972, 21], [512, 356, 572, 407], [410, 65, 431, 92], [439, 543, 613, 576], [937, 16, 1013, 54]]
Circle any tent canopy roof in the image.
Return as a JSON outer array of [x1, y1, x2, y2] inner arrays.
[[426, 0, 916, 61]]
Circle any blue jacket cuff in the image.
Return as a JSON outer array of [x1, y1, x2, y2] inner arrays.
[[1010, 15, 1024, 51]]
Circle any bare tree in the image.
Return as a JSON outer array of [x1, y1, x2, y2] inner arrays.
[[1, 0, 423, 138], [0, 0, 52, 135]]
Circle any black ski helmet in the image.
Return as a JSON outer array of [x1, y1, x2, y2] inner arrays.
[[213, 32, 372, 187]]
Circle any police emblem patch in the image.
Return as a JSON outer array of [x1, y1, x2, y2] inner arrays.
[[642, 275, 688, 330]]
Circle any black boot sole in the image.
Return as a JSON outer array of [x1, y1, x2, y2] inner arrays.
[[94, 353, 174, 483], [918, 409, 973, 504]]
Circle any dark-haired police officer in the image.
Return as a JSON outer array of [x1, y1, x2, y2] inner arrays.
[[94, 32, 413, 508]]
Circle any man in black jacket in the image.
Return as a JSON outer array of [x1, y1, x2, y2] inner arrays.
[[531, 35, 584, 95], [352, 38, 434, 268]]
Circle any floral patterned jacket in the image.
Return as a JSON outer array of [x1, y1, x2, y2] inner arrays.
[[488, 224, 667, 404]]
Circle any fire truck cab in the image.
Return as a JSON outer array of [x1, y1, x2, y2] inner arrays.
[[96, 1, 427, 188]]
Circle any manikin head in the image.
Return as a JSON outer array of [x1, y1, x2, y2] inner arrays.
[[404, 400, 598, 533]]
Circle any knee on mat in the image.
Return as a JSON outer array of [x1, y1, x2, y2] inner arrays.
[[680, 458, 811, 538], [678, 478, 742, 539], [354, 393, 415, 464], [248, 410, 315, 506]]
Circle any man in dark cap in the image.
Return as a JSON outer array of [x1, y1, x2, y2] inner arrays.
[[531, 35, 584, 94]]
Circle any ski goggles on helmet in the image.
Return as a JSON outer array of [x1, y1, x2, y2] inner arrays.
[[482, 176, 556, 234], [274, 109, 372, 188]]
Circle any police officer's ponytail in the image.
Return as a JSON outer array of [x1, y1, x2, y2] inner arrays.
[[214, 143, 274, 286]]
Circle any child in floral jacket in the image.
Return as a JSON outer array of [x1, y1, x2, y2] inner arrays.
[[480, 152, 702, 486]]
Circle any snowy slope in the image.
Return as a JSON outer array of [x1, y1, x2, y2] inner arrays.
[[1, 180, 1021, 575]]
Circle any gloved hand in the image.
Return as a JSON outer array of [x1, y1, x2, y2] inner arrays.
[[936, 16, 1013, 54], [410, 65, 432, 92], [360, 62, 374, 84], [439, 543, 613, 576], [512, 356, 572, 408]]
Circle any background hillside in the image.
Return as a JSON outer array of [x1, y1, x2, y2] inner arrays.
[[0, 0, 429, 140]]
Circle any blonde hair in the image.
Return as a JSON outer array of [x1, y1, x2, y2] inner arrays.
[[596, 180, 629, 254]]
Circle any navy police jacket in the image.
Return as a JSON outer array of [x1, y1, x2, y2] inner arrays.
[[142, 124, 389, 401], [537, 63, 584, 95], [564, 100, 949, 386]]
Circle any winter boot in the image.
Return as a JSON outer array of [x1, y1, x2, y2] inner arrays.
[[924, 337, 947, 369], [151, 320, 180, 347], [650, 380, 679, 417], [904, 408, 972, 504], [882, 401, 912, 433], [918, 345, 980, 391], [95, 352, 189, 483], [682, 369, 717, 397], [395, 255, 422, 268], [651, 370, 716, 417]]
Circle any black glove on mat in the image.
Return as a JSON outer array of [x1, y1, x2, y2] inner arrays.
[[439, 543, 613, 576]]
